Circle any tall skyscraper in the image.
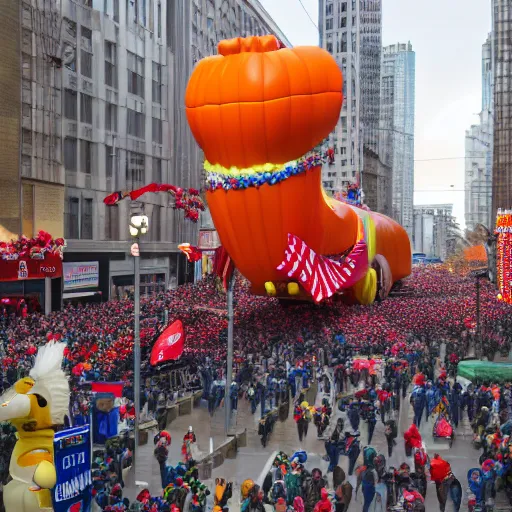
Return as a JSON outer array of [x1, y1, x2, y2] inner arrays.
[[492, 0, 512, 217], [379, 42, 416, 239], [318, 0, 383, 199], [359, 0, 382, 154], [319, 0, 363, 194], [465, 36, 493, 231]]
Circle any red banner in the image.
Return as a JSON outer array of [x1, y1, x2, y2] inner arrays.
[[91, 382, 124, 398], [0, 253, 62, 282], [150, 320, 185, 365]]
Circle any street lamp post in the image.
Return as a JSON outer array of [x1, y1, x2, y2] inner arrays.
[[224, 272, 235, 434], [129, 213, 149, 483]]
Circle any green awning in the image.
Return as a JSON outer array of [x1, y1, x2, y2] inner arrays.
[[457, 360, 512, 382]]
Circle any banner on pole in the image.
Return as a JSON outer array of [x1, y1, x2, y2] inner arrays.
[[150, 319, 185, 365], [52, 425, 92, 512]]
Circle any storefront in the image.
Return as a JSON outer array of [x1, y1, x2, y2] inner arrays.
[[0, 253, 63, 314], [109, 253, 175, 300]]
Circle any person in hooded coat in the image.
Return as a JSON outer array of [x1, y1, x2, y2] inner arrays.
[[411, 387, 426, 428], [347, 402, 360, 431], [449, 386, 461, 428]]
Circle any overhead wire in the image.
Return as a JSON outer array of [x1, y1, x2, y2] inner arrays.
[[297, 0, 318, 31]]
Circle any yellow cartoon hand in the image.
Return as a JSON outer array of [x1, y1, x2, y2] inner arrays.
[[30, 460, 57, 490]]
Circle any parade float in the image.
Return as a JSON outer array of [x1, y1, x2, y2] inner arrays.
[[185, 35, 411, 304], [0, 342, 82, 512]]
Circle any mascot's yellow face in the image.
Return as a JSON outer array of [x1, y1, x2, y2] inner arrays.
[[0, 377, 53, 433]]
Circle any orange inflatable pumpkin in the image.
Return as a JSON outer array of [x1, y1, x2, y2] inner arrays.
[[186, 35, 411, 303]]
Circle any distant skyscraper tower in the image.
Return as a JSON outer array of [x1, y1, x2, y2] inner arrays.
[[359, 0, 382, 154], [492, 0, 512, 217], [379, 42, 416, 239], [465, 35, 493, 231]]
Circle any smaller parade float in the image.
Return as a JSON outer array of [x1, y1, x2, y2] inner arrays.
[[0, 342, 78, 512]]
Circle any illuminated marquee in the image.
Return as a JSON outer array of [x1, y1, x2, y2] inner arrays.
[[495, 209, 512, 304]]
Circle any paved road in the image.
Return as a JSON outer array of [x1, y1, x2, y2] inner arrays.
[[129, 381, 510, 511]]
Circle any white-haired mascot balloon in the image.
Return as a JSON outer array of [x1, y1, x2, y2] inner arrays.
[[0, 342, 70, 511]]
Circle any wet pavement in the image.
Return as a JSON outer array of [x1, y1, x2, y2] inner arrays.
[[129, 377, 511, 511]]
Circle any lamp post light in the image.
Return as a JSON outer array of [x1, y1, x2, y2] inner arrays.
[[129, 212, 148, 484]]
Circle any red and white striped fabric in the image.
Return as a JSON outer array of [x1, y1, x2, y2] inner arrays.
[[277, 234, 369, 303]]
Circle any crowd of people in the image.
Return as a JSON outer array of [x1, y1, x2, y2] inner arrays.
[[1, 265, 512, 510]]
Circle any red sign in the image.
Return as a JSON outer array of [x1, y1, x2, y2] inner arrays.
[[0, 253, 62, 282], [150, 320, 185, 365], [91, 382, 124, 398]]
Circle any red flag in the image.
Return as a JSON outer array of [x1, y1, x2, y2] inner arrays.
[[150, 320, 185, 365], [91, 381, 124, 397]]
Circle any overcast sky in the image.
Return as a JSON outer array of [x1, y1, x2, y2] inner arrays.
[[259, 0, 492, 226]]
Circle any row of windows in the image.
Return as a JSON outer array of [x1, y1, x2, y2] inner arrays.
[[66, 196, 163, 241], [63, 93, 163, 142], [63, 139, 164, 180], [64, 34, 164, 104]]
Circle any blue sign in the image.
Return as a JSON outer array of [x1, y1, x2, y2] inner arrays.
[[52, 425, 92, 512], [335, 334, 346, 345]]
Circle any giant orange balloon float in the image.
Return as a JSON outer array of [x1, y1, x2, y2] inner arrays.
[[186, 35, 411, 304]]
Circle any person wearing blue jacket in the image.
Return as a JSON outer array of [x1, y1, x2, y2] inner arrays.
[[412, 386, 426, 427]]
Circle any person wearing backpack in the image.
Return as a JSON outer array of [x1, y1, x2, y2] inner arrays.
[[384, 419, 397, 457]]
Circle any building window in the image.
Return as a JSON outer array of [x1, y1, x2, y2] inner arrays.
[[340, 16, 347, 28], [153, 157, 162, 182], [341, 159, 347, 166], [152, 117, 162, 143], [152, 62, 162, 103], [157, 1, 162, 38], [104, 0, 119, 22], [105, 103, 117, 131], [340, 147, 347, 155], [80, 27, 93, 78], [327, 42, 333, 54], [81, 198, 93, 239], [105, 145, 119, 178], [105, 204, 119, 240], [81, 49, 93, 78], [81, 140, 93, 174], [64, 137, 77, 171], [80, 93, 93, 124], [127, 51, 145, 98], [67, 197, 79, 239], [326, 18, 333, 31], [105, 41, 117, 88], [126, 151, 145, 188], [151, 205, 161, 241], [326, 3, 333, 16], [127, 109, 145, 138], [341, 2, 347, 12], [64, 89, 77, 120]]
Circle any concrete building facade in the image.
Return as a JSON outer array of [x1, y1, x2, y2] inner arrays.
[[0, 0, 289, 306], [465, 36, 493, 232], [379, 42, 415, 239], [362, 147, 391, 216], [319, 0, 364, 195], [413, 204, 454, 261]]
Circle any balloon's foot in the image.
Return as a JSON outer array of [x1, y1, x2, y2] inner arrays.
[[264, 281, 277, 296], [287, 282, 300, 296]]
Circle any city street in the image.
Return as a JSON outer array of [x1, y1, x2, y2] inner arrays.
[[133, 377, 511, 511]]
